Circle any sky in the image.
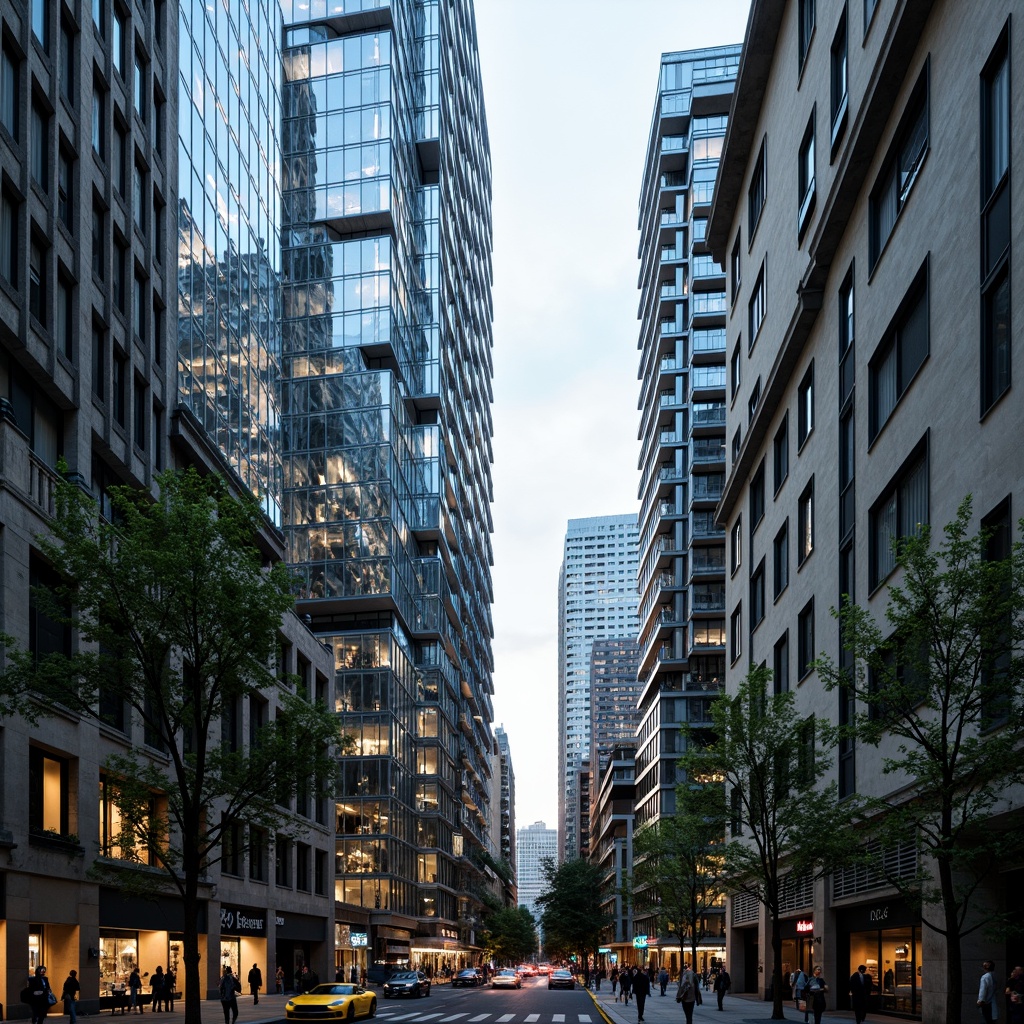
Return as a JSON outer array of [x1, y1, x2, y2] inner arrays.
[[475, 0, 753, 835]]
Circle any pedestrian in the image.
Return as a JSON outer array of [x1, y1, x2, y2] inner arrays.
[[248, 964, 263, 1005], [1005, 964, 1024, 1024], [219, 967, 241, 1024], [658, 966, 669, 996], [25, 965, 55, 1024], [164, 969, 176, 1012], [61, 970, 81, 1024], [849, 964, 872, 1024], [276, 966, 284, 994], [150, 968, 165, 1013], [128, 969, 143, 1014], [806, 966, 829, 1024], [632, 964, 651, 1023], [714, 967, 731, 1011], [610, 966, 619, 1000], [792, 967, 808, 1021], [675, 965, 698, 1024], [978, 960, 999, 1024], [620, 966, 633, 1005]]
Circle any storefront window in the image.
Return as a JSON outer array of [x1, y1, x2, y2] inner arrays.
[[29, 926, 42, 974], [220, 938, 240, 979], [849, 926, 921, 1017], [99, 932, 140, 989]]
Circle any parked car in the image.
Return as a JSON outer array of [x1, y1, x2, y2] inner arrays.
[[382, 972, 430, 999], [365, 963, 395, 986], [491, 970, 521, 990], [548, 970, 576, 991], [285, 984, 377, 1020], [452, 969, 482, 988]]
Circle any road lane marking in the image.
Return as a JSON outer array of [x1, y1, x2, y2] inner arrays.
[[496, 1014, 516, 1021], [469, 1016, 492, 1021], [553, 1015, 566, 1021], [441, 1016, 470, 1021], [525, 1015, 540, 1022], [579, 1016, 593, 1021]]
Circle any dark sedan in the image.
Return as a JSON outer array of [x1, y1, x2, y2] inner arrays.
[[382, 972, 430, 999], [548, 970, 576, 990], [452, 969, 482, 988]]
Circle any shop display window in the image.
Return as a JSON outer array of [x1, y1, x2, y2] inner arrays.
[[849, 926, 921, 1017], [100, 931, 140, 989]]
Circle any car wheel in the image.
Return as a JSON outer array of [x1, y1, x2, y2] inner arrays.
[[414, 988, 421, 998], [368, 999, 377, 1019], [347, 1005, 356, 1022]]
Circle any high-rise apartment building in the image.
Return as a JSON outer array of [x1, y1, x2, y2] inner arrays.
[[492, 726, 517, 905], [516, 820, 557, 941], [0, 0, 495, 1000], [706, 2, 1022, 1017], [633, 46, 739, 951], [588, 637, 641, 795], [557, 514, 640, 861]]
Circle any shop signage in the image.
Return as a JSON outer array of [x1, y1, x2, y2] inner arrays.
[[599, 948, 611, 954], [351, 932, 368, 947], [632, 935, 648, 949], [220, 906, 266, 936], [796, 919, 813, 933], [869, 904, 889, 923]]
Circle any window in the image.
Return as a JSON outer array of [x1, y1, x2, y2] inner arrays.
[[981, 497, 1012, 728], [798, 478, 814, 564], [750, 460, 766, 535], [797, 599, 815, 679], [133, 52, 146, 120], [133, 378, 146, 450], [839, 268, 855, 402], [748, 263, 765, 347], [92, 84, 105, 158], [870, 447, 928, 588], [730, 341, 741, 399], [1, 191, 18, 286], [92, 321, 106, 399], [773, 414, 789, 493], [56, 272, 73, 359], [32, 0, 49, 51], [731, 233, 741, 302], [29, 747, 69, 838], [315, 849, 328, 895], [222, 818, 243, 876], [31, 98, 49, 189], [92, 0, 104, 34], [92, 202, 105, 280], [112, 9, 126, 78], [113, 350, 127, 426], [773, 631, 790, 694], [249, 827, 268, 882], [275, 834, 292, 887], [99, 776, 133, 859], [296, 842, 311, 892], [865, 0, 878, 29], [748, 377, 761, 424], [869, 66, 929, 267], [732, 426, 742, 462], [798, 0, 815, 68], [29, 236, 46, 324], [113, 118, 127, 194], [831, 6, 849, 141], [840, 409, 855, 537], [59, 21, 74, 103], [134, 272, 146, 338], [750, 561, 766, 631], [798, 110, 816, 236], [113, 239, 127, 312], [748, 137, 767, 234], [1, 44, 19, 137], [798, 364, 814, 446], [730, 604, 743, 663], [773, 521, 789, 599], [57, 146, 73, 231], [869, 262, 928, 439], [133, 160, 146, 231], [796, 716, 816, 786], [730, 517, 742, 575], [981, 28, 1010, 413]]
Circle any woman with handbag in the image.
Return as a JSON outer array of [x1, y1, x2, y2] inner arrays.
[[675, 966, 698, 1024], [27, 965, 56, 1024], [806, 966, 829, 1024]]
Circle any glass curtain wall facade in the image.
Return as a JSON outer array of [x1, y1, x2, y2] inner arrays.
[[279, 0, 496, 954], [634, 47, 740, 941]]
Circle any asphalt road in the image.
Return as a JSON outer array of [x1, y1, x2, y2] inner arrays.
[[376, 975, 593, 1019]]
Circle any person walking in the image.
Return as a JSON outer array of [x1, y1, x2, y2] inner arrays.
[[276, 967, 285, 994], [128, 969, 143, 1014], [792, 967, 808, 1020], [620, 966, 633, 1005], [26, 965, 55, 1024], [632, 964, 651, 1023], [610, 966, 619, 1000], [714, 967, 731, 1011], [247, 964, 263, 1005], [164, 969, 176, 1013], [849, 964, 872, 1024], [806, 966, 829, 1024], [658, 967, 669, 997], [61, 970, 80, 1024], [978, 960, 999, 1024], [150, 968, 165, 1013], [1005, 965, 1024, 1024], [675, 966, 698, 1024], [219, 967, 241, 1024]]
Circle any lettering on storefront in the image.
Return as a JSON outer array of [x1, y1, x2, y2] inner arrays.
[[796, 920, 813, 934], [869, 905, 889, 923], [220, 906, 267, 936]]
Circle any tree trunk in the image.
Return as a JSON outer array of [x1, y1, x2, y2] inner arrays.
[[937, 856, 963, 1024], [769, 912, 785, 1020], [181, 848, 204, 1024]]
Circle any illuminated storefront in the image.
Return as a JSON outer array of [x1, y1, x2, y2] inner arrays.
[[219, 904, 269, 985]]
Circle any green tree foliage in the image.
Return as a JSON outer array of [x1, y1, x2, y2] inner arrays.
[[815, 497, 1024, 1024], [484, 905, 538, 966], [681, 665, 851, 1020], [536, 856, 609, 966], [631, 781, 727, 973], [2, 468, 342, 1024]]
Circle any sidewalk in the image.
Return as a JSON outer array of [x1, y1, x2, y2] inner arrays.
[[76, 992, 290, 1024], [586, 982, 897, 1024]]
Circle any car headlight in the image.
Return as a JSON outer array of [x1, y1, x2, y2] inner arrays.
[[328, 1000, 346, 1007], [286, 1003, 295, 1009]]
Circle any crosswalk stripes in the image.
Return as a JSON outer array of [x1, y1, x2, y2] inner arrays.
[[375, 1015, 596, 1024], [496, 1015, 515, 1022], [552, 1016, 565, 1022], [440, 1015, 470, 1021], [524, 1015, 540, 1021]]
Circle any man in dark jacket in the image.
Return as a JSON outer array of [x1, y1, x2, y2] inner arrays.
[[714, 968, 731, 1011], [849, 965, 872, 1024], [632, 967, 651, 1023], [247, 964, 263, 1006]]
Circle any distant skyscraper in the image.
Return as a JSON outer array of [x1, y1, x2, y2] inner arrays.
[[588, 637, 641, 791], [517, 820, 558, 934], [493, 726, 517, 904], [557, 514, 640, 861], [634, 45, 740, 949]]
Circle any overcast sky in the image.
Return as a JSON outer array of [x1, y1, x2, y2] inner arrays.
[[475, 0, 753, 835]]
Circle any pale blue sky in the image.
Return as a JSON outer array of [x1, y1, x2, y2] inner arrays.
[[476, 0, 753, 833]]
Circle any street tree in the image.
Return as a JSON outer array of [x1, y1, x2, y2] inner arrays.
[[680, 664, 852, 1020], [1, 468, 342, 1024], [536, 856, 609, 968], [630, 780, 727, 974], [484, 905, 538, 966], [815, 496, 1024, 1024]]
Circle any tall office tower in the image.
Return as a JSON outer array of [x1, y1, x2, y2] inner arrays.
[[557, 514, 640, 861], [588, 637, 641, 800], [279, 0, 497, 972], [516, 821, 558, 938], [492, 726, 517, 905], [706, 2, 1022, 1015], [633, 46, 740, 950], [0, 0, 335, 1001]]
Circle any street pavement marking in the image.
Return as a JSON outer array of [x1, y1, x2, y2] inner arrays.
[[469, 1016, 492, 1021], [497, 1014, 516, 1021], [552, 1015, 565, 1021], [441, 1015, 470, 1021], [382, 1015, 425, 1020], [525, 1015, 540, 1021], [410, 1015, 443, 1021], [579, 1016, 592, 1021]]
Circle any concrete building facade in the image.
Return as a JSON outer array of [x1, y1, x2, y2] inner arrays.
[[706, 1, 1024, 1018]]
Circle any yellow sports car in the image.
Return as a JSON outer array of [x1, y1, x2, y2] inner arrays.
[[285, 984, 377, 1020]]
